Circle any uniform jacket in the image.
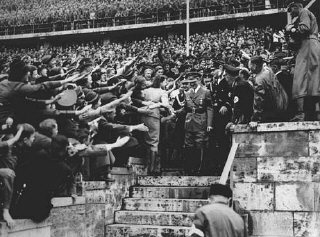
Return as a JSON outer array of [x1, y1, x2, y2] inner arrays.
[[184, 86, 213, 132], [251, 67, 288, 122], [193, 203, 246, 237], [231, 78, 254, 124], [209, 78, 232, 111]]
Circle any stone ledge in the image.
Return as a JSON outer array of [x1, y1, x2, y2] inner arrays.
[[111, 167, 134, 175], [51, 196, 86, 207], [0, 219, 51, 233], [128, 157, 146, 165], [105, 224, 190, 237], [137, 176, 220, 187], [123, 198, 209, 212], [114, 210, 195, 226], [77, 181, 107, 191], [232, 122, 320, 134]]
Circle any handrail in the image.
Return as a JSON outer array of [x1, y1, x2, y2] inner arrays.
[[219, 142, 238, 185]]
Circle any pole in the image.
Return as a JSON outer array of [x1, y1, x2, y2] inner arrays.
[[186, 0, 190, 56]]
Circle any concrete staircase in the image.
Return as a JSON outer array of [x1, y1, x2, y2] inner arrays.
[[105, 175, 220, 237]]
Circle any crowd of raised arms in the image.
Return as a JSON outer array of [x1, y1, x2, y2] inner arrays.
[[0, 24, 311, 227], [0, 0, 284, 27]]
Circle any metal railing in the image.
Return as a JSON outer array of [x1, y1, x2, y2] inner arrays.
[[0, 1, 286, 36]]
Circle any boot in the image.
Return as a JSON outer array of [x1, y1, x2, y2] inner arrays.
[[95, 165, 115, 183], [183, 147, 194, 176], [291, 98, 305, 122], [146, 149, 153, 175], [152, 151, 161, 176], [290, 112, 305, 122]]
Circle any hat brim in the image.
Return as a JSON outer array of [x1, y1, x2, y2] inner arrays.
[[57, 90, 77, 107]]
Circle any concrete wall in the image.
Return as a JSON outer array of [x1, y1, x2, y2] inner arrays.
[[0, 163, 143, 237], [232, 122, 320, 237]]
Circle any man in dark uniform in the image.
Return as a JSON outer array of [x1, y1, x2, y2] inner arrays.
[[209, 68, 232, 146], [183, 72, 213, 175], [206, 68, 232, 174], [228, 66, 254, 124]]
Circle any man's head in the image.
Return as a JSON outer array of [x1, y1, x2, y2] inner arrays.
[[239, 68, 250, 81], [185, 72, 201, 89], [209, 183, 233, 205], [250, 56, 264, 74], [224, 64, 240, 86], [144, 68, 153, 81], [8, 57, 29, 82], [39, 119, 58, 138], [286, 0, 304, 17], [19, 124, 36, 147]]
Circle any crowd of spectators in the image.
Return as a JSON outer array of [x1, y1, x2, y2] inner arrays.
[[0, 0, 285, 34], [0, 25, 301, 226]]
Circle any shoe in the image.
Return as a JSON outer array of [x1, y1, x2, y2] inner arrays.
[[290, 112, 305, 122]]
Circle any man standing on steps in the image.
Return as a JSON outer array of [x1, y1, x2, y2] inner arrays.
[[183, 72, 213, 175], [189, 183, 246, 237]]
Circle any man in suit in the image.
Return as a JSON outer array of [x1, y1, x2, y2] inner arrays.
[[183, 72, 213, 175]]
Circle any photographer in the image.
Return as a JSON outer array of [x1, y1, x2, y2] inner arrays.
[[286, 0, 320, 121]]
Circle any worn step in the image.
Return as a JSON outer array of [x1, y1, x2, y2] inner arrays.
[[0, 219, 51, 237], [123, 198, 209, 212], [105, 224, 190, 237], [115, 210, 194, 227], [137, 176, 219, 186], [130, 186, 210, 199]]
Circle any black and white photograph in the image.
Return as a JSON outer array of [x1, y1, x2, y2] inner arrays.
[[0, 0, 319, 236]]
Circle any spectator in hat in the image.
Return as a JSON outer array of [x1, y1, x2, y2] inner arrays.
[[285, 0, 320, 121], [190, 183, 245, 237]]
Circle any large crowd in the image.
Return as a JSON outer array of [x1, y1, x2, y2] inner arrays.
[[0, 0, 284, 33], [0, 25, 296, 225], [1, 0, 320, 227]]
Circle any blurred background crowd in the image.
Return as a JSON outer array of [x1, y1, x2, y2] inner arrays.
[[0, 0, 286, 34]]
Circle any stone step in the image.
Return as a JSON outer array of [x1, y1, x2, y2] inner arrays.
[[115, 210, 194, 227], [137, 176, 219, 186], [130, 186, 210, 199], [105, 224, 190, 237], [123, 198, 209, 212], [0, 219, 51, 237]]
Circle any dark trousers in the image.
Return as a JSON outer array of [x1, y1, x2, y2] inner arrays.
[[0, 175, 14, 209]]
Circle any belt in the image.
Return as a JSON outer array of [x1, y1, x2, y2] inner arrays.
[[186, 107, 206, 114]]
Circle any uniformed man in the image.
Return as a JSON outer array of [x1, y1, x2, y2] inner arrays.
[[183, 72, 213, 175], [208, 68, 233, 146], [229, 67, 254, 124]]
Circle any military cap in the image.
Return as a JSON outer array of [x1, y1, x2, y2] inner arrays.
[[286, 0, 304, 7], [209, 183, 233, 198], [41, 55, 54, 65], [183, 72, 201, 83], [223, 64, 240, 76], [56, 89, 78, 107]]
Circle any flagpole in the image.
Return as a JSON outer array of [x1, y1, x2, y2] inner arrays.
[[186, 0, 190, 56]]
